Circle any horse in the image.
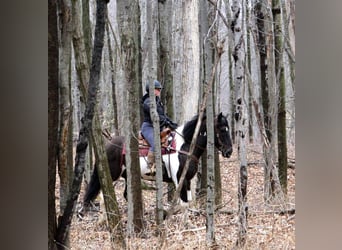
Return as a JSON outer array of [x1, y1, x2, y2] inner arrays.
[[82, 112, 233, 209]]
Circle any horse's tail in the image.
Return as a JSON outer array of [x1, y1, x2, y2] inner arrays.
[[83, 165, 101, 206]]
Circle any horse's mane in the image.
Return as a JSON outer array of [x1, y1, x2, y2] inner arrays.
[[182, 114, 206, 143]]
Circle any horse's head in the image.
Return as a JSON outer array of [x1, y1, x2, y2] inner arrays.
[[214, 112, 233, 158]]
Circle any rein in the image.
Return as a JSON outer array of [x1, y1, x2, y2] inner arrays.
[[178, 150, 199, 163]]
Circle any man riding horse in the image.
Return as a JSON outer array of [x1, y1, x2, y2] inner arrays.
[[140, 80, 178, 172]]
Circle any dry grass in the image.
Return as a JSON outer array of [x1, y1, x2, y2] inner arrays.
[[56, 144, 295, 249]]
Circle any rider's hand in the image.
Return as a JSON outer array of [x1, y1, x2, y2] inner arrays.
[[168, 121, 178, 130]]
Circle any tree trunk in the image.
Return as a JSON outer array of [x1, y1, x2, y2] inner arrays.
[[105, 22, 118, 130], [158, 0, 175, 202], [48, 1, 59, 249], [57, 0, 74, 220], [198, 0, 215, 204], [273, 0, 288, 194], [231, 0, 248, 247], [206, 68, 216, 246], [255, 0, 277, 201], [246, 0, 254, 143], [82, 0, 92, 65], [214, 149, 222, 206], [158, 0, 173, 119], [72, 0, 93, 186], [117, 0, 144, 234], [171, 0, 200, 123], [140, 0, 159, 86], [146, 0, 165, 228]]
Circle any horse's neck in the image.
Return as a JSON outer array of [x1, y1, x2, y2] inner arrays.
[[181, 138, 206, 159], [176, 125, 206, 158]]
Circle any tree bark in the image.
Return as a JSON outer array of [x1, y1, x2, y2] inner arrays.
[[206, 66, 216, 246], [117, 0, 144, 234], [146, 0, 165, 227], [158, 0, 173, 119], [255, 0, 276, 201], [231, 0, 248, 247], [72, 0, 93, 185], [273, 0, 288, 194], [82, 0, 92, 65], [57, 0, 74, 219], [48, 1, 59, 249]]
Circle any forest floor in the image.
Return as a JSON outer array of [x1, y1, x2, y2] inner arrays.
[[56, 143, 295, 249]]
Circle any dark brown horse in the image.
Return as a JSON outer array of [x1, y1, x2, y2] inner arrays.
[[83, 112, 232, 208]]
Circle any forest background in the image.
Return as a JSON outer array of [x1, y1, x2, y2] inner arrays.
[[48, 0, 295, 249]]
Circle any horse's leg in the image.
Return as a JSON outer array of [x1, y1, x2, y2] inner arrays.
[[83, 165, 101, 208], [121, 169, 128, 201], [186, 179, 192, 202], [179, 178, 189, 202]]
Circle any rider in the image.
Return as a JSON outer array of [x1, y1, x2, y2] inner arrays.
[[140, 80, 178, 170]]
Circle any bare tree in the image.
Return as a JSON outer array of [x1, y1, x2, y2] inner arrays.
[[206, 64, 216, 246], [72, 0, 94, 186], [231, 0, 248, 247], [273, 0, 288, 194], [158, 0, 173, 116], [82, 0, 92, 64], [48, 1, 59, 249], [117, 0, 144, 235], [105, 22, 118, 130], [57, 0, 74, 218], [171, 0, 200, 122], [197, 0, 212, 203], [146, 0, 165, 228], [158, 0, 175, 202], [254, 0, 274, 201]]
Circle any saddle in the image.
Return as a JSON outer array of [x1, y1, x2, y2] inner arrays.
[[138, 127, 176, 157]]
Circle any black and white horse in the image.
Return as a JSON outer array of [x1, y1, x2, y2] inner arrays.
[[83, 112, 232, 207]]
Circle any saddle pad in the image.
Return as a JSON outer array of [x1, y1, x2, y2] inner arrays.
[[122, 132, 177, 157]]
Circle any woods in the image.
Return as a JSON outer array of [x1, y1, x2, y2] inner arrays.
[[48, 0, 295, 249]]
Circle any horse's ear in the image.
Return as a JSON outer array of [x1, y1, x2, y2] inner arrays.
[[218, 112, 229, 119]]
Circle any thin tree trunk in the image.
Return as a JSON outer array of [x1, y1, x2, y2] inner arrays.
[[198, 0, 211, 203], [171, 0, 183, 122], [255, 0, 277, 201], [231, 0, 248, 247], [82, 0, 92, 65], [214, 150, 222, 206], [72, 0, 93, 185], [246, 0, 254, 143], [105, 22, 118, 130], [206, 69, 216, 246], [140, 0, 159, 86], [158, 2, 176, 203], [48, 1, 59, 248], [158, 0, 173, 119], [150, 13, 164, 233], [273, 0, 288, 194], [58, 0, 74, 221], [117, 0, 144, 235]]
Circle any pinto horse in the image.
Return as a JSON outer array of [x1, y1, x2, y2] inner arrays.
[[83, 112, 232, 208]]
